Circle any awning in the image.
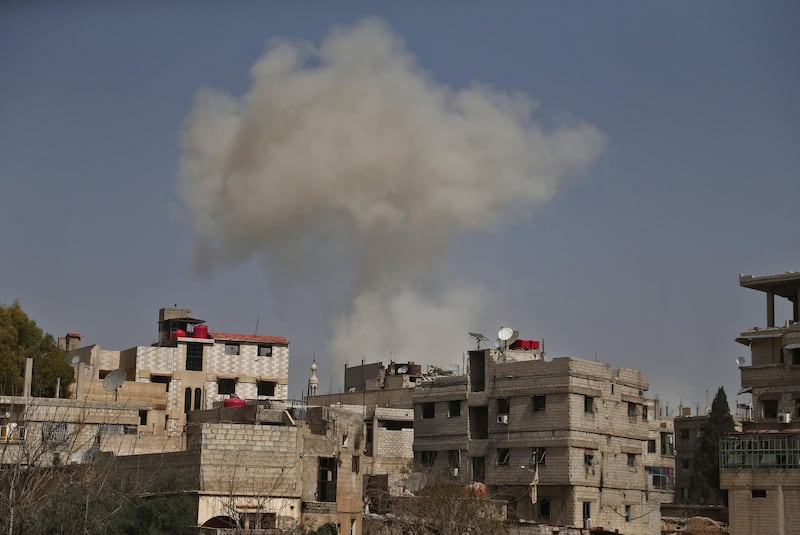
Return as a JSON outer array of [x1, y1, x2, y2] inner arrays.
[[784, 342, 800, 350], [738, 387, 752, 395]]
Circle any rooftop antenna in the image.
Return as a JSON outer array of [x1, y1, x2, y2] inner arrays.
[[102, 368, 126, 401], [254, 317, 260, 335], [736, 356, 746, 367], [468, 332, 489, 349]]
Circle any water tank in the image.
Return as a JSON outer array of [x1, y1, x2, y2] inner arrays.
[[173, 329, 187, 338], [223, 396, 247, 408], [193, 324, 209, 339]]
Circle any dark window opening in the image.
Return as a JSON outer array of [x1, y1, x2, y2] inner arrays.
[[150, 375, 171, 392], [448, 450, 460, 468], [257, 381, 276, 397], [352, 455, 360, 474], [186, 343, 203, 371], [583, 501, 591, 520], [584, 452, 594, 466], [584, 396, 594, 413], [539, 498, 550, 519], [224, 343, 240, 355], [448, 400, 461, 417], [194, 387, 202, 410], [422, 402, 435, 419], [469, 405, 489, 439], [138, 410, 147, 426], [642, 405, 649, 420], [647, 439, 656, 453], [627, 453, 636, 467], [795, 398, 800, 418], [531, 448, 546, 465], [258, 344, 273, 357], [472, 456, 485, 482], [661, 432, 674, 455], [420, 451, 436, 467], [762, 399, 779, 419], [497, 398, 510, 415], [469, 351, 485, 392], [625, 505, 632, 522], [218, 379, 236, 396], [98, 370, 109, 380], [497, 448, 510, 466], [379, 419, 413, 430], [184, 388, 192, 413], [532, 395, 546, 412], [317, 457, 337, 502], [628, 402, 637, 417], [752, 489, 767, 498], [793, 348, 800, 365]]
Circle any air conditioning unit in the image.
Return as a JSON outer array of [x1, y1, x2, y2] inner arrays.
[[778, 412, 792, 424], [450, 467, 459, 477], [497, 414, 509, 424]]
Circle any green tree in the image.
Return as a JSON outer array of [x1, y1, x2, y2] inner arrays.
[[694, 386, 735, 503], [0, 301, 74, 397]]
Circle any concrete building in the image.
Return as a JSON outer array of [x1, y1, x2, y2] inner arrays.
[[412, 342, 674, 535], [67, 306, 289, 435], [721, 272, 800, 535]]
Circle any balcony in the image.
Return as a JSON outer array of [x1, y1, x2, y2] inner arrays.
[[740, 364, 800, 389]]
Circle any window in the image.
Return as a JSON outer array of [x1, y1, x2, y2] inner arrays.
[[224, 343, 240, 355], [257, 381, 276, 397], [194, 388, 202, 410], [642, 405, 649, 420], [795, 398, 800, 418], [646, 466, 675, 490], [539, 498, 550, 519], [448, 450, 460, 468], [150, 375, 171, 392], [532, 395, 546, 412], [661, 432, 674, 456], [352, 455, 360, 474], [497, 398, 510, 415], [647, 439, 656, 453], [584, 452, 594, 466], [793, 348, 800, 365], [448, 400, 461, 418], [531, 448, 546, 465], [342, 435, 349, 447], [218, 378, 236, 395], [628, 402, 637, 417], [625, 505, 632, 522], [258, 344, 273, 357], [420, 451, 436, 467], [139, 410, 148, 426], [497, 448, 510, 466], [42, 421, 68, 444], [627, 453, 636, 467], [582, 501, 591, 520], [184, 387, 192, 413], [186, 343, 203, 371], [584, 396, 594, 413], [762, 399, 779, 419], [472, 456, 486, 482], [752, 489, 767, 498], [422, 402, 435, 419]]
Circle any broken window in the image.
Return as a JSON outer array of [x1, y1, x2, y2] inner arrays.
[[497, 448, 510, 466], [448, 400, 461, 418], [422, 402, 435, 419], [531, 448, 546, 465], [317, 457, 337, 502], [532, 395, 546, 412], [584, 396, 594, 413]]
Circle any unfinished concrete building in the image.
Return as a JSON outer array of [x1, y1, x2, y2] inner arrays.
[[721, 272, 800, 535], [412, 342, 674, 535]]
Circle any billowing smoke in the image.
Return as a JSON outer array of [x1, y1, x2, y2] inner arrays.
[[179, 18, 604, 373]]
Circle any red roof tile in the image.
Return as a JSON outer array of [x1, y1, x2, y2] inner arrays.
[[210, 332, 288, 344]]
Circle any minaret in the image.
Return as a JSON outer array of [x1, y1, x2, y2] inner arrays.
[[307, 359, 319, 397]]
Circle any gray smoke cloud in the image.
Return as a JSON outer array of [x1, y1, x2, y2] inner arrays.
[[179, 18, 604, 371]]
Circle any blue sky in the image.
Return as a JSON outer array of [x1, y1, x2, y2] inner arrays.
[[1, 2, 798, 410]]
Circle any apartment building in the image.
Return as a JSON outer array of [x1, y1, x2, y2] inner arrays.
[[721, 272, 800, 535], [67, 306, 289, 435], [412, 342, 674, 535]]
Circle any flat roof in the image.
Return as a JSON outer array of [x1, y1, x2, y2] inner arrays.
[[739, 272, 800, 300]]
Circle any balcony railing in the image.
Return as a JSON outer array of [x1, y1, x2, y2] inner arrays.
[[720, 433, 800, 470]]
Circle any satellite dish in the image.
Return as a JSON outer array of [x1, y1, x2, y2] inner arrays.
[[396, 365, 409, 374], [736, 356, 746, 367], [71, 356, 80, 365], [102, 369, 126, 400], [498, 327, 515, 342]]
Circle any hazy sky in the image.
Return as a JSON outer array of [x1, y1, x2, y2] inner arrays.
[[1, 2, 798, 411]]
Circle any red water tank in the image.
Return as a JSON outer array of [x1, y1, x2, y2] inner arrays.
[[193, 324, 209, 339], [223, 396, 247, 408], [173, 329, 187, 338]]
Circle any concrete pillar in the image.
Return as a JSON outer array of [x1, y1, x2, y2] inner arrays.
[[23, 357, 33, 398], [767, 291, 775, 328], [795, 287, 799, 323]]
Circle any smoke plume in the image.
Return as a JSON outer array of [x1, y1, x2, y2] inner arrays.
[[179, 18, 604, 371]]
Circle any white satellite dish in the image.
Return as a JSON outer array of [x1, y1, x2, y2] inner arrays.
[[396, 365, 409, 374], [102, 368, 126, 400], [736, 356, 746, 367], [71, 356, 80, 365], [498, 327, 515, 341]]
